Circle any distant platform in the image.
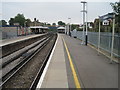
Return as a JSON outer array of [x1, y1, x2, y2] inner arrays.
[[0, 34, 46, 47]]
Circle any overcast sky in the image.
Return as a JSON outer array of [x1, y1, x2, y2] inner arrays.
[[1, 0, 119, 24]]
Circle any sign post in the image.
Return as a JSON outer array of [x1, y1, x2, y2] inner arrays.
[[110, 14, 115, 63], [98, 13, 115, 63], [98, 17, 101, 55]]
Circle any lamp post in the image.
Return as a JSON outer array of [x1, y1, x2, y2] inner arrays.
[[24, 21, 27, 35], [34, 18, 36, 34], [68, 18, 71, 36], [85, 2, 88, 45], [81, 1, 88, 45]]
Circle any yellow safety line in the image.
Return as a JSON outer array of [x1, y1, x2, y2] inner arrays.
[[62, 38, 81, 89]]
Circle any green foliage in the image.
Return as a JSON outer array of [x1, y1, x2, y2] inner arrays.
[[8, 14, 26, 26], [77, 28, 83, 31], [26, 19, 31, 27], [71, 24, 79, 31], [110, 2, 120, 15], [0, 20, 7, 26], [52, 23, 56, 26], [58, 21, 65, 26], [14, 14, 26, 26], [9, 18, 14, 26], [111, 2, 120, 29], [47, 23, 51, 26]]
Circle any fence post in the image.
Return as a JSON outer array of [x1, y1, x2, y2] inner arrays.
[[110, 14, 115, 63], [98, 18, 101, 55]]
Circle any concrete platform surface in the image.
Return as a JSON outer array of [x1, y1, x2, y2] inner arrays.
[[38, 34, 68, 88], [37, 34, 118, 89], [63, 34, 118, 88]]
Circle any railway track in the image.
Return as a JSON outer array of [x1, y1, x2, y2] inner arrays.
[[1, 33, 48, 58], [1, 33, 57, 89]]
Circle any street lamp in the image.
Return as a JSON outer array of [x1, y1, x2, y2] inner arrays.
[[81, 1, 88, 45], [34, 18, 37, 34], [24, 21, 27, 35], [68, 18, 71, 36]]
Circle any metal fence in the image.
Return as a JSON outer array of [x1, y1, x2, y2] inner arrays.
[[71, 31, 120, 58]]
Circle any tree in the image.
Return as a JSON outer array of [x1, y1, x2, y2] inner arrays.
[[111, 2, 120, 27], [47, 23, 51, 26], [26, 19, 31, 27], [111, 2, 120, 15], [9, 18, 14, 25], [14, 14, 26, 26], [9, 14, 26, 26], [58, 21, 65, 26], [71, 24, 79, 31], [52, 23, 56, 26], [0, 20, 7, 26]]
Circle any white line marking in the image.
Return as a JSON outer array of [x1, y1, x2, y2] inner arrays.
[[36, 34, 59, 88]]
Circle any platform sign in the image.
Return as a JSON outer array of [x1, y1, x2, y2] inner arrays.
[[102, 20, 110, 26]]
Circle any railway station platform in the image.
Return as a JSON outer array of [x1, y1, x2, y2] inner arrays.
[[37, 34, 118, 89], [0, 34, 45, 47], [37, 34, 68, 88]]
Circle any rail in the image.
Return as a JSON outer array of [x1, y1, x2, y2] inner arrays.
[[1, 33, 57, 88]]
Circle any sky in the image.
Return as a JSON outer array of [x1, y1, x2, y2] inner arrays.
[[1, 0, 119, 25]]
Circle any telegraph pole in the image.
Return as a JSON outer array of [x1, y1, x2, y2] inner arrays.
[[81, 1, 88, 45]]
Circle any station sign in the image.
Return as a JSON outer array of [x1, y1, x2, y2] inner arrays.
[[102, 20, 110, 26]]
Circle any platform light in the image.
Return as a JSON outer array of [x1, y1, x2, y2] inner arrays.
[[81, 1, 88, 45], [68, 18, 71, 36]]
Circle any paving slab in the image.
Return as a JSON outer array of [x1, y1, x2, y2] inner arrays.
[[63, 34, 118, 88], [40, 34, 68, 88]]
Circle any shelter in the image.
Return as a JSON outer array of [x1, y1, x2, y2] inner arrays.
[[30, 26, 49, 34], [57, 26, 65, 33]]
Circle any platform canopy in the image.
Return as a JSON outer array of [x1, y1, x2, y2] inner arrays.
[[29, 26, 49, 34], [30, 26, 49, 29], [99, 13, 114, 21], [57, 26, 65, 30]]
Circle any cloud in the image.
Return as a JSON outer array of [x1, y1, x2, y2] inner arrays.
[[1, 0, 118, 2], [2, 2, 114, 24]]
